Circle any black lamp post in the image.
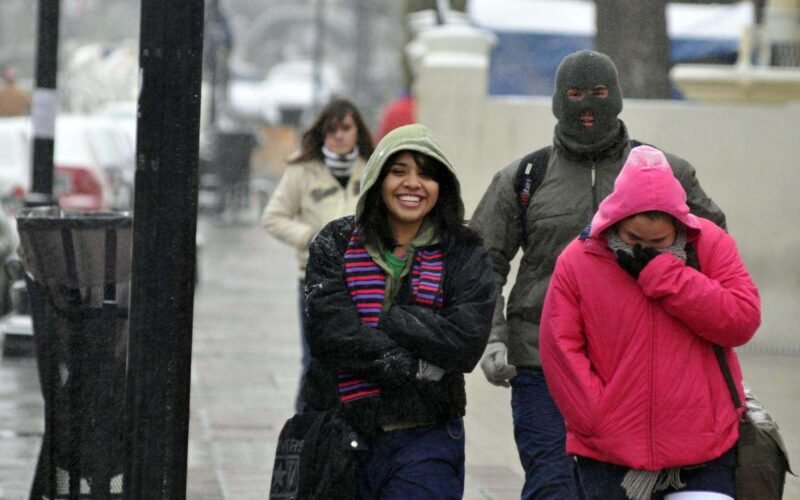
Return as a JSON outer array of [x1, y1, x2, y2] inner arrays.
[[124, 0, 204, 496], [29, 0, 60, 205]]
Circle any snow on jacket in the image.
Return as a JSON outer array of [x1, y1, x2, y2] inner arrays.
[[470, 123, 727, 368], [539, 146, 760, 471], [302, 124, 496, 426], [261, 157, 365, 275]]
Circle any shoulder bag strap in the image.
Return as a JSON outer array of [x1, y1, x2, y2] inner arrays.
[[688, 242, 743, 412]]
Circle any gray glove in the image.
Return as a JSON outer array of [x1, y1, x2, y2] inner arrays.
[[480, 342, 517, 388], [416, 359, 446, 382]]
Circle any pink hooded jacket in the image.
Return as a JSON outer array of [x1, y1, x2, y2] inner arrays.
[[540, 146, 761, 471]]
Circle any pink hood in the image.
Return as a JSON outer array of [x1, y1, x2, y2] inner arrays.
[[590, 145, 701, 239]]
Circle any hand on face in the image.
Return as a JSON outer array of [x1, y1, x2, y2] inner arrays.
[[616, 244, 661, 279], [614, 213, 677, 279]]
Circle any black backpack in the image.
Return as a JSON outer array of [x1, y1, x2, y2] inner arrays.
[[513, 139, 644, 245]]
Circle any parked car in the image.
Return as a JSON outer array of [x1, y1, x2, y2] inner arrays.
[[54, 115, 132, 211], [98, 101, 138, 209], [0, 117, 32, 213], [0, 115, 134, 213]]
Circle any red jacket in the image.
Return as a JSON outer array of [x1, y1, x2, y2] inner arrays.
[[375, 95, 415, 143], [540, 146, 761, 471]]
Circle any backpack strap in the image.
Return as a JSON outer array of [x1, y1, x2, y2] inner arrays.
[[514, 146, 550, 245]]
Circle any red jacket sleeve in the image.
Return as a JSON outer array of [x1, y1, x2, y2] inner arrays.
[[638, 226, 761, 347]]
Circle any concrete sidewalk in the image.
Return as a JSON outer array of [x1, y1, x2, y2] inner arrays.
[[1, 217, 798, 499]]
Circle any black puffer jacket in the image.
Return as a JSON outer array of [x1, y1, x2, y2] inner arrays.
[[302, 216, 496, 429]]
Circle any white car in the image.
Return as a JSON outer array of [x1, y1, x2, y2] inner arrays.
[[0, 115, 134, 212], [55, 114, 134, 211], [0, 117, 32, 210]]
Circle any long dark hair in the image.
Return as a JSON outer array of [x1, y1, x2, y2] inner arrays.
[[357, 150, 482, 253], [290, 97, 374, 164]]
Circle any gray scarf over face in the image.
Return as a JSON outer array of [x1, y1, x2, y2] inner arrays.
[[607, 224, 688, 263], [606, 223, 689, 499]]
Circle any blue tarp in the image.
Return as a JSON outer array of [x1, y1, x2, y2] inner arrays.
[[488, 33, 741, 96], [469, 0, 753, 97]]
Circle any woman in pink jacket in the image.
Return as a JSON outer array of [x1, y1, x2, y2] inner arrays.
[[540, 146, 760, 500]]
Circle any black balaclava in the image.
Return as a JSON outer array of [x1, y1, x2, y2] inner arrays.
[[552, 50, 623, 155]]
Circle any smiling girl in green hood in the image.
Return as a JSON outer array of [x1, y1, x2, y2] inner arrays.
[[300, 124, 496, 498]]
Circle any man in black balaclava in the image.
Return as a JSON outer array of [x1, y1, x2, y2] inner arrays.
[[471, 50, 726, 499]]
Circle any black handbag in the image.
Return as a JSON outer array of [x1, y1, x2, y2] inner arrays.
[[714, 346, 794, 499], [269, 405, 368, 500]]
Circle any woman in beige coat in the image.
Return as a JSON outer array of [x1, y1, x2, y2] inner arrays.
[[261, 97, 373, 413]]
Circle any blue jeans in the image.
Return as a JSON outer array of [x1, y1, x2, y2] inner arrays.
[[357, 418, 465, 499], [511, 367, 580, 500], [296, 279, 311, 413], [576, 445, 737, 499]]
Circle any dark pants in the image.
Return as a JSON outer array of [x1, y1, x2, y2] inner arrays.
[[296, 279, 311, 413], [356, 418, 465, 499], [577, 445, 737, 499], [511, 367, 580, 500]]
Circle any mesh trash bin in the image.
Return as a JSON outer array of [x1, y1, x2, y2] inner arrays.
[[212, 130, 257, 214], [17, 208, 131, 500]]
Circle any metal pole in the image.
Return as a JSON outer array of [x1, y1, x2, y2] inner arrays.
[[30, 0, 60, 202], [353, 0, 371, 108], [208, 1, 218, 126], [206, 0, 220, 127], [434, 0, 449, 25], [124, 0, 204, 496], [311, 0, 326, 115]]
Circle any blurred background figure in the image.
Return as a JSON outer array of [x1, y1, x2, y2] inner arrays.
[[260, 97, 373, 413], [0, 67, 31, 117], [374, 49, 418, 143], [0, 206, 17, 316], [374, 89, 415, 144]]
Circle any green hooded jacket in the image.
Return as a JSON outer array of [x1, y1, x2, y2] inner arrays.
[[301, 123, 497, 428]]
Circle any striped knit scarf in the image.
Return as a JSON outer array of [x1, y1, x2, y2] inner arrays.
[[322, 145, 359, 184], [337, 229, 444, 403]]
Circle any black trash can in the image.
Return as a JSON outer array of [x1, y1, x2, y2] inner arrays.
[[17, 208, 131, 500]]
